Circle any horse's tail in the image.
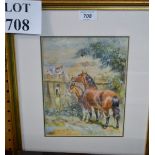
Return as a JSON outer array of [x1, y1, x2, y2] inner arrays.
[[112, 96, 119, 107]]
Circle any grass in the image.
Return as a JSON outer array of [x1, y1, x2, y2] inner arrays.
[[45, 104, 125, 137]]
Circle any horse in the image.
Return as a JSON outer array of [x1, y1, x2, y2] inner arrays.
[[69, 82, 104, 122], [68, 82, 91, 122], [71, 72, 120, 128]]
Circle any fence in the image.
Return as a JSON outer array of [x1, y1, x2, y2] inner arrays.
[[43, 77, 109, 109]]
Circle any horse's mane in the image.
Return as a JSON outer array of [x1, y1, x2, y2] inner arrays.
[[85, 73, 97, 89]]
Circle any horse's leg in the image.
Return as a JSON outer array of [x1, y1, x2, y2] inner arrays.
[[85, 102, 92, 122], [82, 101, 90, 122], [88, 107, 93, 121], [80, 104, 87, 121], [84, 109, 89, 122], [82, 108, 86, 121], [94, 107, 99, 122], [99, 110, 104, 120], [82, 108, 89, 122], [103, 110, 110, 128], [86, 109, 90, 122], [112, 107, 120, 128]]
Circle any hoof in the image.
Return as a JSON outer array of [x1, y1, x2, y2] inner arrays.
[[88, 119, 93, 123], [103, 124, 108, 129], [116, 125, 119, 128], [85, 119, 89, 123], [89, 118, 93, 121], [96, 119, 99, 122]]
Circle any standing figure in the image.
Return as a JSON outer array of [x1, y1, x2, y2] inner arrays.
[[55, 83, 61, 112]]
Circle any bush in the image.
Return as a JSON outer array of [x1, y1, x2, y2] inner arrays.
[[107, 75, 125, 104]]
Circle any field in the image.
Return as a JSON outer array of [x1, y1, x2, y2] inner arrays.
[[44, 104, 125, 136]]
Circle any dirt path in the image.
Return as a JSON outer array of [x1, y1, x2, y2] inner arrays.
[[45, 104, 125, 136]]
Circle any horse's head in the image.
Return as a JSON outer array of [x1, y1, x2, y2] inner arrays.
[[71, 72, 88, 88], [68, 82, 75, 93], [71, 71, 97, 89], [68, 82, 83, 100]]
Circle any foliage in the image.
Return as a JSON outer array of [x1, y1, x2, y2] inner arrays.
[[45, 102, 83, 120], [63, 103, 83, 119], [75, 40, 128, 81], [107, 75, 126, 103], [107, 75, 122, 91]]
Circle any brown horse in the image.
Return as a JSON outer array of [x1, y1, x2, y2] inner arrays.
[[69, 82, 91, 122], [71, 72, 120, 128]]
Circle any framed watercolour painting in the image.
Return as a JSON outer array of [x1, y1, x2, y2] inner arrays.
[[41, 36, 129, 137], [6, 0, 149, 154]]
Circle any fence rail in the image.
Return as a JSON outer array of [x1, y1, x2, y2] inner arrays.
[[43, 79, 109, 85]]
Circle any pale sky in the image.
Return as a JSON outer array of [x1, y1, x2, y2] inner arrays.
[[41, 37, 129, 67]]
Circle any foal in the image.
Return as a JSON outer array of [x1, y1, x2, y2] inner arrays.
[[69, 82, 91, 122]]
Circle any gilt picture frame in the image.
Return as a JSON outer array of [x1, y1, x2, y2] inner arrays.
[[6, 0, 149, 154]]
